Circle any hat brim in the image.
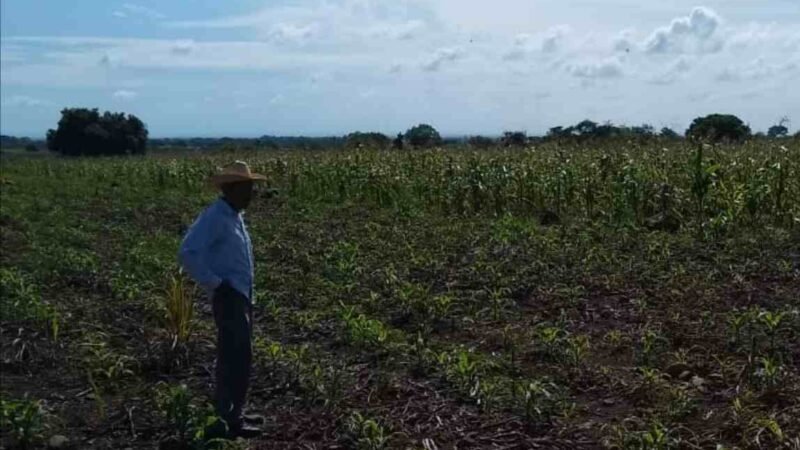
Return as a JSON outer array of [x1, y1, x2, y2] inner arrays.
[[210, 173, 267, 188]]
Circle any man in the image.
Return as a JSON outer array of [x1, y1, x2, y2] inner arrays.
[[178, 161, 266, 438]]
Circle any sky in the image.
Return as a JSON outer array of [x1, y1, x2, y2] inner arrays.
[[1, 0, 798, 137]]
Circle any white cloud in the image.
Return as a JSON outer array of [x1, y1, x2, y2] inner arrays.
[[422, 47, 463, 71], [613, 29, 635, 52], [644, 7, 723, 54], [3, 2, 800, 136], [267, 23, 318, 43], [729, 23, 800, 52], [568, 58, 624, 79], [269, 94, 286, 105], [1, 95, 52, 108], [166, 1, 435, 47], [502, 26, 572, 61], [541, 25, 570, 53], [649, 56, 692, 85], [366, 20, 425, 40], [114, 3, 165, 21], [715, 58, 798, 82], [112, 90, 138, 100], [171, 40, 194, 55], [503, 34, 533, 61]]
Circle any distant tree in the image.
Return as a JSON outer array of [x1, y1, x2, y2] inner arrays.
[[547, 126, 565, 138], [631, 124, 655, 136], [660, 127, 680, 139], [392, 133, 404, 150], [46, 108, 148, 156], [24, 144, 38, 152], [574, 120, 598, 136], [767, 117, 790, 138], [767, 125, 788, 138], [468, 135, 494, 150], [404, 124, 441, 148], [345, 132, 390, 149], [595, 122, 622, 138], [501, 131, 527, 147], [686, 114, 751, 143]]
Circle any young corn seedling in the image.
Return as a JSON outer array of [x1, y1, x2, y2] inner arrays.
[[343, 412, 390, 450], [566, 334, 591, 367], [155, 383, 227, 448], [408, 332, 433, 376], [636, 328, 668, 367], [340, 310, 389, 350], [512, 379, 569, 427], [604, 330, 627, 352], [450, 349, 479, 393], [307, 363, 347, 408], [431, 293, 454, 325], [502, 325, 521, 367], [753, 356, 785, 393], [665, 386, 697, 421], [535, 325, 566, 362], [486, 287, 512, 321], [758, 310, 785, 358]]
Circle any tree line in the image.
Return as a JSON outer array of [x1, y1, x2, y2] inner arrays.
[[4, 108, 796, 157]]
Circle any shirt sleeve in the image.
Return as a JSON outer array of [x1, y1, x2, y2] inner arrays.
[[178, 206, 223, 292]]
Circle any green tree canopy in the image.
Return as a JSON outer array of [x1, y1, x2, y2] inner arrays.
[[686, 114, 751, 143], [46, 108, 148, 156], [404, 124, 442, 148]]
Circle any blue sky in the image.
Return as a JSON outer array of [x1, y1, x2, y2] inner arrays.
[[1, 0, 798, 137]]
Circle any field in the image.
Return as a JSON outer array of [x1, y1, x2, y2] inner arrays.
[[1, 141, 799, 449]]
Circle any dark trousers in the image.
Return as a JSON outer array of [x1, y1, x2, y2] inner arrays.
[[212, 288, 252, 429]]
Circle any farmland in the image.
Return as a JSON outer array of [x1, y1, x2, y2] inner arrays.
[[1, 141, 799, 449]]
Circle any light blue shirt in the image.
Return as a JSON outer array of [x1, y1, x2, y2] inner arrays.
[[178, 198, 254, 302]]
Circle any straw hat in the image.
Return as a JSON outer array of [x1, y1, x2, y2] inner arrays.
[[210, 161, 267, 188]]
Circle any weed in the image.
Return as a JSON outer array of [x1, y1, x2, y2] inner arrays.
[[164, 269, 194, 348], [0, 398, 45, 449]]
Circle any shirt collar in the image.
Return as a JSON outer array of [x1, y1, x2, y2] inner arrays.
[[217, 198, 241, 217]]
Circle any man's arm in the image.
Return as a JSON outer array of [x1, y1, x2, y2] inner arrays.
[[178, 208, 223, 292]]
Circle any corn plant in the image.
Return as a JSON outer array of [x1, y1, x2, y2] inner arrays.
[[534, 325, 566, 361], [603, 419, 678, 450], [408, 332, 433, 375], [80, 334, 136, 389], [339, 304, 389, 350], [446, 349, 479, 393], [565, 334, 590, 367], [343, 412, 390, 450], [155, 383, 228, 448], [637, 328, 668, 367], [664, 386, 697, 421], [0, 268, 59, 340], [753, 356, 785, 391], [758, 310, 785, 357], [486, 287, 512, 321], [512, 379, 568, 426], [306, 363, 347, 408]]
